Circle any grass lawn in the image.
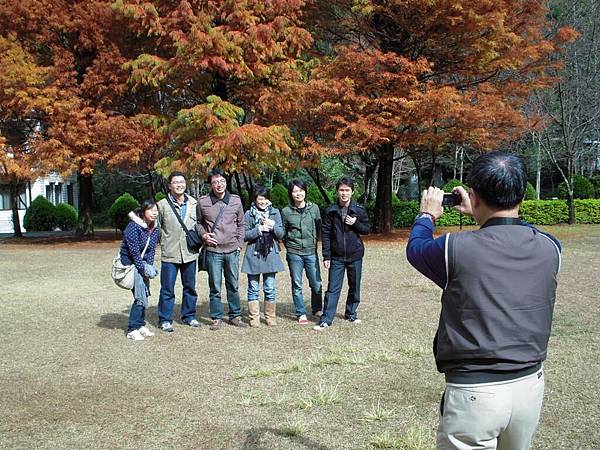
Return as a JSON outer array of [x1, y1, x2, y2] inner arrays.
[[0, 225, 599, 449]]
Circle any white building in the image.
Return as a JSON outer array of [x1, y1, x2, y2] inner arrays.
[[0, 173, 79, 234]]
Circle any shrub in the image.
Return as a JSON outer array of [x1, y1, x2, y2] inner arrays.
[[392, 200, 420, 227], [368, 197, 600, 227], [574, 199, 600, 223], [524, 182, 538, 200], [519, 200, 568, 225], [269, 183, 289, 211], [442, 179, 468, 192], [23, 196, 57, 231], [589, 175, 600, 198], [436, 209, 477, 227], [55, 203, 78, 230], [557, 175, 595, 199], [108, 193, 140, 231], [307, 184, 333, 209], [154, 192, 166, 202]]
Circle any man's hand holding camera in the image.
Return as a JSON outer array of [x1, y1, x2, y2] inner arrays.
[[419, 186, 473, 221]]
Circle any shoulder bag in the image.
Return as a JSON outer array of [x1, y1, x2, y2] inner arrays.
[[111, 235, 151, 290], [197, 202, 226, 272], [166, 196, 202, 253]]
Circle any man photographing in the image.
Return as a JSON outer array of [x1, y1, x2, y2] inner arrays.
[[406, 152, 561, 450]]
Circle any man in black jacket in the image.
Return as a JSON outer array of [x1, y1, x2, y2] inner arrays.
[[314, 176, 370, 330]]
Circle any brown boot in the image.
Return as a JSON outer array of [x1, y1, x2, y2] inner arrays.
[[248, 301, 260, 328], [264, 301, 277, 326]]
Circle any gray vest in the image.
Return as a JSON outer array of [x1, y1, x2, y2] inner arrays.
[[436, 220, 560, 375]]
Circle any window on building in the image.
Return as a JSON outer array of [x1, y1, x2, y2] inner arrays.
[[0, 189, 10, 210], [0, 188, 26, 210], [46, 183, 54, 203], [67, 184, 74, 206], [55, 183, 63, 204]]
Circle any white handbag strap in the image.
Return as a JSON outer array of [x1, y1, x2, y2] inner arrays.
[[140, 234, 151, 258]]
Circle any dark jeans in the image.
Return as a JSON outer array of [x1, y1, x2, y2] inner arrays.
[[286, 252, 323, 316], [128, 299, 146, 332], [158, 260, 198, 325], [207, 250, 241, 320], [320, 258, 363, 326]]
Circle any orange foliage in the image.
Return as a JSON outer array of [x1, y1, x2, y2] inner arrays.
[[113, 0, 313, 176], [263, 0, 576, 157]]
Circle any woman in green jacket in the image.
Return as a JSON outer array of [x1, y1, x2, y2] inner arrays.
[[281, 179, 323, 324]]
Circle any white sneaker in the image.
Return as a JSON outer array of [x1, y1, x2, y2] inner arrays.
[[127, 329, 145, 340], [313, 323, 330, 331], [160, 322, 174, 333], [298, 315, 309, 325], [348, 318, 362, 324], [139, 326, 155, 337]]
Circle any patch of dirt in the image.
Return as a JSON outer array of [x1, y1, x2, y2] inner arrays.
[[0, 231, 121, 249]]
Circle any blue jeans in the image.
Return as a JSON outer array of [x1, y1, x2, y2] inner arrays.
[[158, 260, 198, 325], [247, 273, 277, 303], [320, 258, 363, 326], [286, 252, 323, 316], [128, 299, 146, 332], [207, 250, 241, 319]]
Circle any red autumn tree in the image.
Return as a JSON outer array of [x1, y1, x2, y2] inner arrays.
[[264, 0, 577, 232], [0, 35, 57, 236], [0, 1, 162, 235], [112, 0, 313, 178]]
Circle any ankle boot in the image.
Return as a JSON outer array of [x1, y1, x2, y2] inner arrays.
[[264, 301, 277, 326], [248, 301, 260, 327]]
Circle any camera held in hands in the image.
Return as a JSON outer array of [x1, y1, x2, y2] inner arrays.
[[442, 192, 462, 207]]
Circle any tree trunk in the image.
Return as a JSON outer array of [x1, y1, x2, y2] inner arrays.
[[76, 172, 94, 236], [10, 182, 23, 237], [567, 191, 575, 225], [147, 169, 156, 198], [234, 172, 249, 209], [374, 143, 394, 233], [305, 168, 331, 205]]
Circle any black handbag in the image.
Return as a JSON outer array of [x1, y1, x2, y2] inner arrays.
[[197, 245, 209, 272], [166, 196, 202, 253]]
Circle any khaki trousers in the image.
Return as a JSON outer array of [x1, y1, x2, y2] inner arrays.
[[436, 367, 545, 450]]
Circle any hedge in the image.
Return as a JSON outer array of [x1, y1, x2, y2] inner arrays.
[[367, 198, 600, 227]]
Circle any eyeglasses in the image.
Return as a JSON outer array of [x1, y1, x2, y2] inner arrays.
[[211, 179, 226, 186]]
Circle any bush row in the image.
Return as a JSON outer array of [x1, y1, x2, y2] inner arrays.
[[370, 199, 600, 227], [23, 196, 78, 231]]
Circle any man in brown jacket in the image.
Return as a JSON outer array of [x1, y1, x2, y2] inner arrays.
[[196, 168, 248, 330], [156, 171, 200, 332]]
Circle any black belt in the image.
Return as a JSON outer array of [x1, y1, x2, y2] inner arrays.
[[445, 362, 542, 384]]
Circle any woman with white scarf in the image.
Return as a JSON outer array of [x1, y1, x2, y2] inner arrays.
[[241, 185, 285, 327]]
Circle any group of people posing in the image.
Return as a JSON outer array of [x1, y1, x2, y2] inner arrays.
[[119, 169, 370, 341]]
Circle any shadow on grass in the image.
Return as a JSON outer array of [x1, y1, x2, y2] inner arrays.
[[242, 427, 331, 450]]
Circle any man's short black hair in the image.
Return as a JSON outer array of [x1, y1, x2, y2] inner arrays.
[[336, 176, 354, 191], [207, 167, 226, 183], [252, 184, 270, 203], [467, 151, 527, 210], [168, 171, 186, 183], [287, 179, 308, 202]]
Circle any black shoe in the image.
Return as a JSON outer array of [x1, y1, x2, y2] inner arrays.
[[229, 317, 249, 328], [209, 319, 223, 331]]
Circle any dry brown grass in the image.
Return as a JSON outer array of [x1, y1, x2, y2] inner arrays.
[[0, 225, 599, 449]]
